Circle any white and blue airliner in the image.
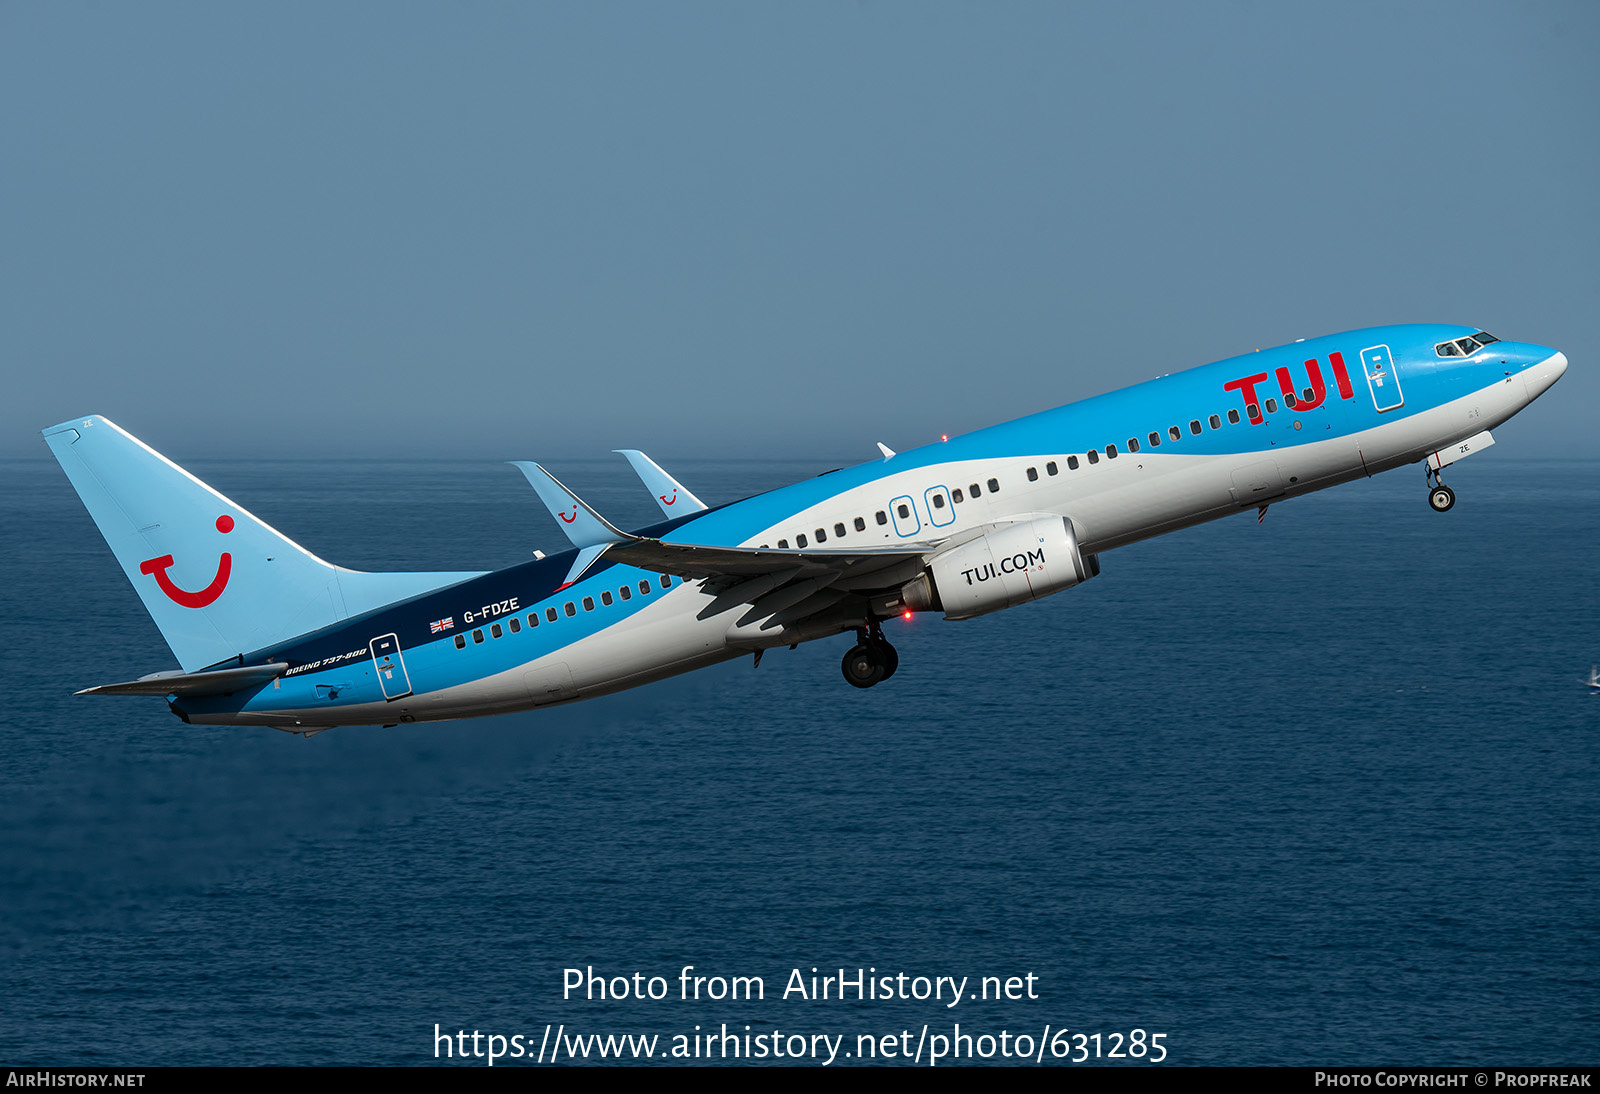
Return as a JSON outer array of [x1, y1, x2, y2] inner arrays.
[[44, 324, 1567, 735]]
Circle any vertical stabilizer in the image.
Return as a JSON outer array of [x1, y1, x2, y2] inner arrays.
[[42, 416, 484, 671]]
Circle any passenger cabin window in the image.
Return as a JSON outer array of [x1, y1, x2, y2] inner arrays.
[[987, 478, 999, 492], [509, 617, 521, 633], [601, 590, 613, 606], [1128, 438, 1140, 453], [1228, 408, 1240, 424], [1067, 455, 1079, 470], [547, 607, 558, 622], [491, 623, 502, 638], [1046, 461, 1058, 476], [854, 517, 865, 531], [1169, 425, 1181, 441], [1087, 450, 1099, 465], [1247, 402, 1259, 419], [930, 495, 945, 510], [1209, 414, 1220, 429], [778, 539, 788, 548], [1149, 431, 1161, 447], [582, 597, 594, 611], [953, 489, 964, 502], [454, 634, 466, 649], [1106, 444, 1118, 458], [529, 613, 539, 627], [619, 585, 631, 601], [815, 528, 826, 542], [639, 581, 651, 595], [1265, 398, 1278, 414], [1027, 466, 1038, 481], [473, 629, 484, 643], [660, 576, 672, 589], [969, 483, 981, 497], [875, 511, 888, 525], [897, 503, 910, 518], [564, 602, 576, 617], [1189, 419, 1202, 435]]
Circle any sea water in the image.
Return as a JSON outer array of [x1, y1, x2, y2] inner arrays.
[[1, 455, 1595, 1065]]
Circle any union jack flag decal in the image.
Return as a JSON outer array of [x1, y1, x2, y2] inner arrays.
[[429, 617, 454, 633]]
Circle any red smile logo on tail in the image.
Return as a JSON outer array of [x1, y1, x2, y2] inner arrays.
[[140, 515, 234, 608], [660, 489, 677, 506]]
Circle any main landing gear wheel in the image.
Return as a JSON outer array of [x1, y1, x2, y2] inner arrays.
[[840, 625, 899, 689], [842, 644, 885, 688]]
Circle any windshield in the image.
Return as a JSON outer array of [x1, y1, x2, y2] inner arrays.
[[1436, 332, 1500, 357]]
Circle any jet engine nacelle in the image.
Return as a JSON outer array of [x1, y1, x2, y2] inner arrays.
[[901, 515, 1099, 620]]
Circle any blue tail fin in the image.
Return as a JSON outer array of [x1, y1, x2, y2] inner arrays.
[[43, 416, 484, 672]]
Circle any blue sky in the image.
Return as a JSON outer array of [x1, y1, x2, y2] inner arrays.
[[4, 2, 1595, 460]]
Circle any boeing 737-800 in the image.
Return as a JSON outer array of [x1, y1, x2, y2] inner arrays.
[[44, 324, 1567, 734]]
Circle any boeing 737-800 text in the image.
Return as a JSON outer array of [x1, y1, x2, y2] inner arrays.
[[44, 324, 1567, 734]]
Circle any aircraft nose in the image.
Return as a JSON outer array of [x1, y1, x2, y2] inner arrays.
[[1524, 350, 1567, 402]]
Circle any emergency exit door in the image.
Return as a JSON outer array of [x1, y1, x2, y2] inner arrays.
[[369, 633, 413, 700]]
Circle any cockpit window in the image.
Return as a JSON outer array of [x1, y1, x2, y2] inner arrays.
[[1437, 332, 1500, 357]]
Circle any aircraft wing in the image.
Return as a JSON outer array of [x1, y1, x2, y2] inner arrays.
[[77, 661, 289, 697], [521, 462, 932, 593], [613, 449, 708, 516], [602, 537, 926, 581]]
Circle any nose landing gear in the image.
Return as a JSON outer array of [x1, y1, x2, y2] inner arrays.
[[1426, 466, 1456, 512], [840, 622, 899, 689]]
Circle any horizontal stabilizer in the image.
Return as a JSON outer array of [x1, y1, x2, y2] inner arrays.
[[509, 462, 625, 548], [613, 450, 707, 517], [77, 661, 289, 697]]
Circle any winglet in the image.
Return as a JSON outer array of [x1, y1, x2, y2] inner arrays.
[[508, 462, 630, 548], [877, 442, 896, 460], [613, 450, 708, 517]]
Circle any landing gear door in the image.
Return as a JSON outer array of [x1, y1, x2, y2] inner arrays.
[[1360, 344, 1404, 412], [369, 633, 413, 701]]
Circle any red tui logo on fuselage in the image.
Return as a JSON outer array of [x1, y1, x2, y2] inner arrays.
[[1224, 353, 1355, 423]]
